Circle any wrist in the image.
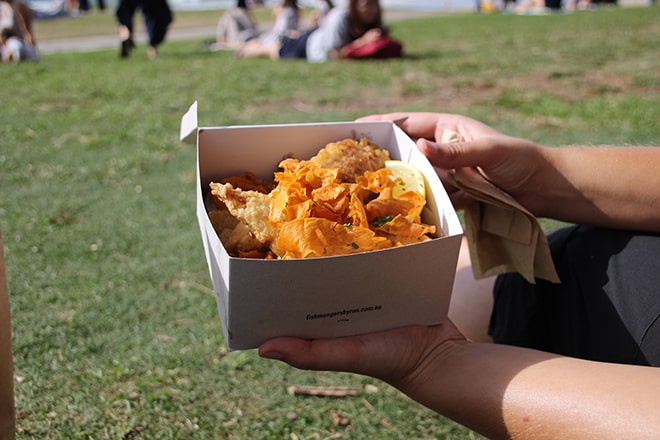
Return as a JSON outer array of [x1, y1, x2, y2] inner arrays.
[[396, 338, 511, 438], [524, 145, 570, 218]]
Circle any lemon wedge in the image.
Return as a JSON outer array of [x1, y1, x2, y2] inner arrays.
[[385, 160, 426, 198]]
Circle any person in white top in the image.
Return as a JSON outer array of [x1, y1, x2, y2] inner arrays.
[[214, 0, 259, 50], [309, 0, 333, 27], [235, 0, 300, 56], [237, 0, 384, 63]]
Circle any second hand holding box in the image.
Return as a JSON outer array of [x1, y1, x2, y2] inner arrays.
[[181, 102, 464, 351]]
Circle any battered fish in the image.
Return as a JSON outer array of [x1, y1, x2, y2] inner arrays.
[[307, 138, 390, 183], [209, 183, 278, 245]]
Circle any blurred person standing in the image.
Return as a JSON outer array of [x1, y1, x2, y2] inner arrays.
[[77, 0, 106, 13], [116, 0, 172, 59]]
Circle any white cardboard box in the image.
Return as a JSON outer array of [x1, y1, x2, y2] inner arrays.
[[181, 102, 464, 350]]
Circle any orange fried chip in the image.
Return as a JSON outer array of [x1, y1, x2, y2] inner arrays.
[[270, 159, 342, 223], [372, 214, 436, 244], [345, 191, 370, 229], [365, 187, 427, 223], [311, 183, 352, 223], [275, 217, 393, 259], [221, 172, 273, 193]]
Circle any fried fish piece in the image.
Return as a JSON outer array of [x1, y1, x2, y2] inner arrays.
[[307, 138, 390, 183], [209, 182, 278, 245], [220, 172, 274, 194], [208, 209, 267, 256]]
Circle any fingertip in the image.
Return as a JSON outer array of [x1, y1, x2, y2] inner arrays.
[[416, 137, 433, 150], [258, 338, 290, 361], [417, 138, 440, 160], [259, 337, 298, 357], [355, 115, 381, 122], [259, 337, 319, 370], [418, 137, 470, 171], [258, 347, 283, 361], [355, 112, 410, 123]]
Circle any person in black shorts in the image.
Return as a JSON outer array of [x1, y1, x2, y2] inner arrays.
[[491, 225, 660, 365], [116, 0, 172, 59], [257, 112, 660, 439]]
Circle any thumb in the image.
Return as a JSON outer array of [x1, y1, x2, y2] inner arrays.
[[417, 136, 514, 172], [258, 330, 403, 378], [418, 135, 546, 208], [258, 326, 450, 383]]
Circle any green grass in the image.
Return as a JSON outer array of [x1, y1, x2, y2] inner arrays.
[[2, 5, 659, 439]]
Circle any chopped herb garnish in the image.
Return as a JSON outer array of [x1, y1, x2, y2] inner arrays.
[[350, 242, 359, 249], [372, 215, 395, 227]]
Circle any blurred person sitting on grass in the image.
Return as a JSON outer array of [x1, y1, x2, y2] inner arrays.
[[309, 0, 334, 27], [236, 0, 385, 63], [1, 27, 38, 61], [234, 0, 300, 56], [259, 112, 660, 439], [213, 0, 260, 50]]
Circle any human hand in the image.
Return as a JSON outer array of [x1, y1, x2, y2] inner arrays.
[[259, 322, 466, 387], [358, 112, 551, 214], [361, 27, 383, 43], [260, 318, 660, 439]]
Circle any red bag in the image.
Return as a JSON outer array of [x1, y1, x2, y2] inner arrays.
[[342, 36, 403, 60]]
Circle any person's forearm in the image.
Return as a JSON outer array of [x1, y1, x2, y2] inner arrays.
[[538, 146, 660, 232], [397, 341, 660, 439]]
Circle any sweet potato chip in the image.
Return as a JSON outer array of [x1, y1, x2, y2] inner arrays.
[[275, 218, 392, 259], [365, 187, 427, 223], [372, 214, 436, 243]]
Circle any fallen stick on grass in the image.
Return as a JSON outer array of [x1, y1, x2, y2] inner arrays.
[[287, 385, 358, 397]]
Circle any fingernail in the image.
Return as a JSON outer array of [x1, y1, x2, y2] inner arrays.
[[417, 138, 435, 151], [259, 350, 283, 361]]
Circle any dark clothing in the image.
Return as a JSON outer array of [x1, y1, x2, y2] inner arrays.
[[278, 29, 314, 59], [116, 0, 172, 47], [116, 0, 139, 31], [78, 0, 105, 11], [490, 225, 660, 366]]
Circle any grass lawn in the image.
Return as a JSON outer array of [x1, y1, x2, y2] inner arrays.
[[2, 5, 659, 439]]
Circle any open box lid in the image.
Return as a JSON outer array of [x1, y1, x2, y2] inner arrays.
[[180, 101, 200, 145]]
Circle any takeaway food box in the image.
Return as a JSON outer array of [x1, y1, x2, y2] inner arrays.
[[180, 102, 464, 350]]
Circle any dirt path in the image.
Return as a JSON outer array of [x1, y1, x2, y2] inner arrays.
[[37, 9, 447, 54]]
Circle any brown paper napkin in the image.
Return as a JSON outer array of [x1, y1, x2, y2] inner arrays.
[[441, 130, 560, 284]]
